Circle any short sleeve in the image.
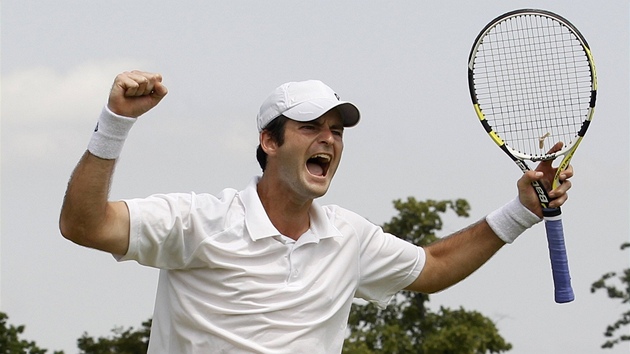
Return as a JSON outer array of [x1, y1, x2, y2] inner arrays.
[[329, 207, 426, 308], [119, 189, 239, 269]]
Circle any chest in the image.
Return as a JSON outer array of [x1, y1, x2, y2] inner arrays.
[[172, 228, 360, 311]]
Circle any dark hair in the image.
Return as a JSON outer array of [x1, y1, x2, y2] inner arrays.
[[256, 115, 288, 171]]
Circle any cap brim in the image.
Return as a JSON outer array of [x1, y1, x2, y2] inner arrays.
[[283, 99, 360, 127], [336, 102, 360, 128]]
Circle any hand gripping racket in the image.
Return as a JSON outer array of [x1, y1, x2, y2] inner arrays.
[[467, 9, 597, 303]]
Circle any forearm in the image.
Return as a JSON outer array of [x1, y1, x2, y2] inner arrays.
[[59, 107, 135, 254], [407, 198, 541, 293], [414, 220, 504, 293]]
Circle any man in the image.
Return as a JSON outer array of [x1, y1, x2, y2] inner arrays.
[[60, 71, 573, 353]]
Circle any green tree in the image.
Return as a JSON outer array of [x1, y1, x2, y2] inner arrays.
[[343, 198, 512, 354], [77, 319, 151, 354], [591, 242, 630, 349], [0, 312, 62, 354], [420, 307, 511, 354]]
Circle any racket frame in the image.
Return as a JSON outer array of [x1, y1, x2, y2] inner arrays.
[[467, 8, 597, 303]]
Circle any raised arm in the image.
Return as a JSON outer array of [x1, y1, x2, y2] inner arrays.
[[59, 71, 167, 255], [406, 144, 574, 293]]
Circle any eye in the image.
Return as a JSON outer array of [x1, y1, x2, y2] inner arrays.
[[300, 124, 317, 131]]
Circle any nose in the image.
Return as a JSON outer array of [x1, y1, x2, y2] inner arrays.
[[319, 127, 335, 145]]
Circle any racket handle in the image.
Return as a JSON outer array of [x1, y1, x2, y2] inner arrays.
[[543, 208, 575, 303]]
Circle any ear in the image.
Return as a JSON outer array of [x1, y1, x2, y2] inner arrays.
[[259, 130, 279, 156]]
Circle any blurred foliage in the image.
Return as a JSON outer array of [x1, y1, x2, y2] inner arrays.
[[77, 319, 151, 354], [591, 242, 630, 349], [0, 312, 62, 354]]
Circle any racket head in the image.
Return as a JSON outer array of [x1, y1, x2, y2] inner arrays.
[[468, 9, 597, 162]]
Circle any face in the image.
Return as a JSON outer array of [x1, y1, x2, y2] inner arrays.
[[263, 109, 345, 201]]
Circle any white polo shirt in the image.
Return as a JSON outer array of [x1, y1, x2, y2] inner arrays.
[[120, 177, 425, 353]]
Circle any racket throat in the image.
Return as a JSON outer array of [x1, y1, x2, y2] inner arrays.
[[531, 180, 551, 207]]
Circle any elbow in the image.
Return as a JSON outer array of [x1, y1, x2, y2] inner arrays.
[[59, 215, 87, 246], [58, 210, 97, 248], [58, 201, 129, 255], [59, 210, 73, 241]]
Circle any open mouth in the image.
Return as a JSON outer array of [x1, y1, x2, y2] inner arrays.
[[306, 153, 331, 177]]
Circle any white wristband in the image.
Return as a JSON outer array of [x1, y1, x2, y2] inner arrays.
[[486, 198, 541, 244], [87, 106, 136, 159]]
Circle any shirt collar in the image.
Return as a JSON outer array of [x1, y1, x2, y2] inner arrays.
[[238, 177, 342, 242]]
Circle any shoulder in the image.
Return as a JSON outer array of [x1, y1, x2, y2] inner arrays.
[[124, 188, 240, 218], [321, 204, 367, 223], [320, 204, 382, 237]]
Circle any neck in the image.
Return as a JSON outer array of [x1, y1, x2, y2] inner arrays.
[[256, 175, 312, 240]]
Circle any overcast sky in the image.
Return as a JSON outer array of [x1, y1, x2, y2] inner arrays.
[[2, 1, 628, 353]]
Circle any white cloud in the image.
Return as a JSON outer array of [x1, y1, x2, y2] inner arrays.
[[3, 60, 149, 125], [2, 59, 150, 162]]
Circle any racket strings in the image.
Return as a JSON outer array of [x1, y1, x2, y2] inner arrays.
[[472, 14, 593, 158]]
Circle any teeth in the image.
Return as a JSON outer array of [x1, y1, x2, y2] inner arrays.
[[312, 154, 331, 162]]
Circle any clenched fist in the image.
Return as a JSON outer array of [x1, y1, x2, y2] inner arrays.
[[108, 70, 168, 118]]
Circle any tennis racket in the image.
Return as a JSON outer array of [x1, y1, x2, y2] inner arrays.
[[467, 9, 597, 303]]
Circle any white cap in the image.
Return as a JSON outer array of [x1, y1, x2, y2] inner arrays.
[[256, 80, 360, 132]]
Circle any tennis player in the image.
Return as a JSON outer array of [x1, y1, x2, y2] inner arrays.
[[60, 70, 573, 353]]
